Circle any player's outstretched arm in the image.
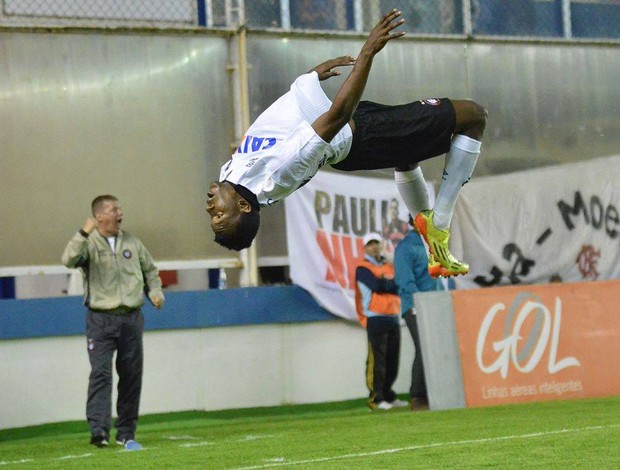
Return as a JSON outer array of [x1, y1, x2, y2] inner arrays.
[[309, 56, 356, 81], [311, 9, 405, 143]]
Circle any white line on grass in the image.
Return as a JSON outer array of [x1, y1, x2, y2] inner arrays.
[[235, 435, 275, 442], [54, 453, 93, 461], [232, 424, 620, 469], [4, 445, 153, 468], [179, 441, 215, 448], [0, 460, 34, 466]]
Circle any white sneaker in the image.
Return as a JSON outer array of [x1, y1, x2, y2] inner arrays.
[[376, 401, 393, 410], [391, 399, 409, 408]]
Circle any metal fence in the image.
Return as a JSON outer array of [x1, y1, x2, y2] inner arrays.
[[1, 0, 619, 41]]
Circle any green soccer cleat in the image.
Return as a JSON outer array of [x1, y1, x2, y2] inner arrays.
[[415, 210, 469, 277]]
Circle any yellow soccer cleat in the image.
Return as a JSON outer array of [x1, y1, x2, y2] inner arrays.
[[415, 210, 469, 277], [427, 253, 449, 279]]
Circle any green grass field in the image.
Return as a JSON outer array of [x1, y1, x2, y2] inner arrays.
[[1, 396, 619, 469]]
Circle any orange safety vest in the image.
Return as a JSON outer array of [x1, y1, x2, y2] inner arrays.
[[355, 259, 401, 328]]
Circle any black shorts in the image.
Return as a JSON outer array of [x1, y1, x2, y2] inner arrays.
[[331, 98, 456, 171]]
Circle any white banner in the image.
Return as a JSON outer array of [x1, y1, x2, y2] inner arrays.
[[451, 155, 620, 289], [285, 171, 434, 320]]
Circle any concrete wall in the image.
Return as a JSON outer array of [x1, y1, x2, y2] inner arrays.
[[0, 320, 414, 430], [0, 286, 416, 430]]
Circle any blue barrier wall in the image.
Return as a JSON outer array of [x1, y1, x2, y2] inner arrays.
[[0, 286, 337, 340]]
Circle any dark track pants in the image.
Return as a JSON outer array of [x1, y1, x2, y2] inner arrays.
[[365, 316, 400, 405], [403, 310, 427, 399], [85, 309, 144, 439]]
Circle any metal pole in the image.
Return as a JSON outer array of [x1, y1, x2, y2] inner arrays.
[[204, 0, 213, 27], [462, 0, 473, 37], [236, 25, 259, 287], [280, 0, 290, 29], [353, 0, 363, 32], [562, 0, 572, 39]]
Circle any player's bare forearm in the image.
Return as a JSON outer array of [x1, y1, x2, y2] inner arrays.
[[321, 51, 374, 130], [311, 10, 405, 142]]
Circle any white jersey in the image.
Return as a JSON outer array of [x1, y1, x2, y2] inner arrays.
[[219, 72, 353, 207]]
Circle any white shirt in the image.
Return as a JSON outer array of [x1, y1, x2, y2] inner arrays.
[[219, 72, 353, 207], [106, 236, 116, 252]]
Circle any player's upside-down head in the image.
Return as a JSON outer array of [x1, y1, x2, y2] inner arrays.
[[206, 181, 260, 251]]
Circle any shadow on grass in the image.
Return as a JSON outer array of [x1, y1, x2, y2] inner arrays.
[[0, 397, 372, 442]]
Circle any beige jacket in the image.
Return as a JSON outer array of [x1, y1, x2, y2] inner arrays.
[[62, 229, 163, 311]]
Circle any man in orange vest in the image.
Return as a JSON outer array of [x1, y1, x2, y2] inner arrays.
[[355, 232, 408, 410]]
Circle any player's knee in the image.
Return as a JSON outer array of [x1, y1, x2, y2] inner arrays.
[[454, 100, 487, 140], [465, 101, 487, 139], [395, 164, 418, 172], [471, 101, 488, 131]]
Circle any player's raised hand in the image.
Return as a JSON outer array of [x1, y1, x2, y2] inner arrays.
[[309, 55, 356, 81], [82, 217, 98, 234], [361, 9, 405, 56]]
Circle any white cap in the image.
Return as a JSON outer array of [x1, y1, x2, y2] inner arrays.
[[362, 232, 383, 246]]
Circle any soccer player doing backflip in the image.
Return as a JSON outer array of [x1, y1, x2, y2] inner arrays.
[[206, 9, 487, 278]]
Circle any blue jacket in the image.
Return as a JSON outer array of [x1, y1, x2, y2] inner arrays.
[[394, 230, 442, 315]]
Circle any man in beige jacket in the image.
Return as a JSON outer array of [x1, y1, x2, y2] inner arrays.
[[62, 195, 164, 450]]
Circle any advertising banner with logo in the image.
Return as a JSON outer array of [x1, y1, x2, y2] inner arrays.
[[285, 171, 434, 320], [452, 280, 620, 407], [451, 155, 620, 290]]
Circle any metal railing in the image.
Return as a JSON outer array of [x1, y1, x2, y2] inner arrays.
[[1, 1, 618, 42]]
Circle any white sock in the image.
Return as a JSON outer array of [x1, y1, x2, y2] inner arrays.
[[433, 134, 481, 230], [394, 167, 430, 219]]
